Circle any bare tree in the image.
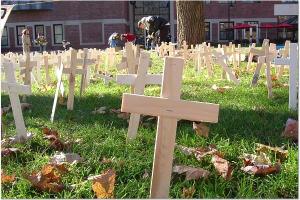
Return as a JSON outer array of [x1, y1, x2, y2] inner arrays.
[[176, 0, 205, 47]]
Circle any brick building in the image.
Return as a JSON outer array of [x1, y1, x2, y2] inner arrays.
[[1, 0, 298, 52]]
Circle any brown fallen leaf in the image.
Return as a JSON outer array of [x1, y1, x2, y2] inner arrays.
[[241, 162, 281, 176], [282, 118, 298, 141], [50, 152, 84, 165], [91, 169, 116, 198], [271, 75, 278, 81], [182, 186, 196, 198], [173, 165, 210, 180], [42, 128, 71, 151], [193, 122, 209, 138], [241, 152, 272, 166], [92, 107, 107, 114], [211, 155, 233, 180], [194, 144, 222, 161], [26, 163, 67, 193], [117, 112, 130, 120], [1, 147, 20, 158], [256, 143, 288, 161], [212, 84, 232, 93], [1, 171, 16, 184], [176, 144, 196, 156], [109, 108, 121, 114], [21, 103, 32, 111]]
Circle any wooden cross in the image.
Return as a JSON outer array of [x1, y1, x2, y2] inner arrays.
[[246, 42, 261, 71], [1, 60, 32, 142], [117, 42, 138, 73], [19, 54, 37, 86], [62, 49, 84, 110], [182, 41, 189, 60], [121, 56, 219, 198], [274, 43, 298, 110], [116, 51, 162, 140], [251, 41, 277, 98], [42, 52, 51, 85]]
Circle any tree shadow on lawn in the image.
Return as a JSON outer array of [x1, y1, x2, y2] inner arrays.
[[2, 90, 296, 149]]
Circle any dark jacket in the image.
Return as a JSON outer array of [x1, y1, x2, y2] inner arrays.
[[145, 16, 169, 35]]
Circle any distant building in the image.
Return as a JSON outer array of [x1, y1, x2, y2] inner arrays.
[[1, 0, 298, 52]]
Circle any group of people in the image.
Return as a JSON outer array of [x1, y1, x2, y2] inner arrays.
[[108, 16, 170, 49], [20, 15, 169, 53]]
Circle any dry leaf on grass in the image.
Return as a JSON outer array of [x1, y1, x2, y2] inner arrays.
[[241, 152, 272, 166], [194, 144, 221, 161], [255, 143, 288, 161], [26, 163, 68, 193], [58, 95, 66, 105], [282, 118, 298, 141], [193, 122, 209, 138], [211, 155, 233, 180], [91, 169, 116, 199], [176, 145, 196, 156], [1, 171, 15, 184], [42, 127, 71, 151], [173, 165, 210, 180], [109, 108, 130, 120], [182, 186, 196, 198], [212, 84, 232, 93], [92, 107, 107, 114], [1, 147, 20, 158], [241, 162, 281, 176], [50, 152, 84, 165]]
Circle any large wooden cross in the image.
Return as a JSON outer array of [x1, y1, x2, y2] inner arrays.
[[121, 56, 219, 198], [19, 55, 37, 86], [116, 51, 162, 140], [1, 60, 32, 142], [274, 43, 298, 110]]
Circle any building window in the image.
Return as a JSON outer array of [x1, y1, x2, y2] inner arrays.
[[219, 22, 234, 40], [16, 25, 25, 46], [1, 26, 8, 47], [35, 25, 44, 39], [53, 24, 63, 44], [205, 22, 210, 41]]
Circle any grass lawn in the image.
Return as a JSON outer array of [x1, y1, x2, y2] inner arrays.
[[1, 52, 298, 198]]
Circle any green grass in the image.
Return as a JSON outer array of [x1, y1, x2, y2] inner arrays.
[[1, 52, 298, 198]]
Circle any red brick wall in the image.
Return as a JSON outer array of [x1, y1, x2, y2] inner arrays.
[[7, 1, 129, 23], [81, 22, 103, 43], [65, 25, 80, 49]]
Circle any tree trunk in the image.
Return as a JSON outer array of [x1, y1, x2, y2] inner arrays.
[[176, 0, 205, 48]]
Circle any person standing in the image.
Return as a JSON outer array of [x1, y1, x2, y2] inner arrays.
[[35, 33, 48, 53], [138, 16, 170, 48], [22, 27, 31, 54]]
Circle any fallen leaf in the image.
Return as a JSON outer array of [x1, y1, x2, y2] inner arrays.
[[176, 144, 196, 156], [211, 155, 233, 180], [142, 170, 149, 179], [212, 84, 232, 93], [43, 127, 59, 137], [182, 186, 196, 198], [194, 144, 221, 161], [256, 143, 288, 161], [241, 162, 281, 176], [21, 103, 32, 111], [42, 128, 71, 151], [1, 148, 20, 158], [50, 152, 84, 165], [241, 152, 272, 166], [109, 108, 121, 114], [282, 118, 298, 141], [173, 165, 210, 180], [193, 122, 209, 138], [91, 169, 116, 198], [100, 157, 114, 164], [271, 75, 278, 81], [26, 163, 67, 193], [92, 107, 107, 114], [1, 171, 15, 184]]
